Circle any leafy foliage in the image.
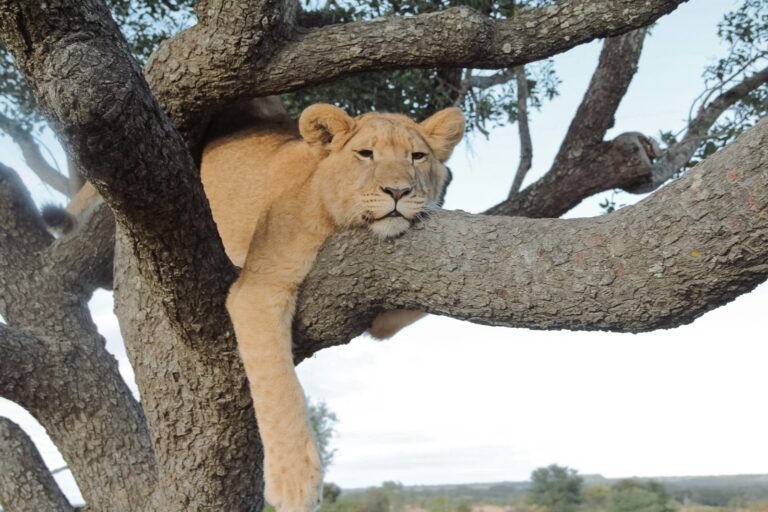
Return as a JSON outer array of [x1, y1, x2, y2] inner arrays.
[[308, 399, 339, 471], [528, 464, 584, 512], [0, 0, 194, 128], [688, 0, 768, 162], [608, 480, 674, 512], [284, 0, 560, 130]]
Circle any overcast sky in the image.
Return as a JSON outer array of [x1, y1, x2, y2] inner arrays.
[[1, 0, 765, 503]]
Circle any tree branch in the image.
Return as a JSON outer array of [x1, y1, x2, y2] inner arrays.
[[44, 200, 115, 293], [256, 1, 683, 96], [487, 133, 656, 218], [467, 68, 516, 90], [509, 66, 533, 197], [0, 317, 157, 511], [489, 28, 649, 217], [0, 417, 73, 512], [0, 0, 236, 348], [113, 229, 263, 512], [0, 113, 70, 196], [293, 116, 768, 359], [633, 64, 768, 192], [0, 162, 52, 303], [144, 0, 299, 149], [140, 0, 686, 156], [556, 27, 647, 160], [0, 324, 49, 406]]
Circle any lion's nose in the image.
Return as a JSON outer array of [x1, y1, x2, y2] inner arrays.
[[381, 186, 413, 201]]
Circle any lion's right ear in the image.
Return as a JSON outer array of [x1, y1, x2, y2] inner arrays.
[[299, 104, 354, 148]]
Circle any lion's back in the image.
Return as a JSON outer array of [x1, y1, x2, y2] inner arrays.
[[201, 128, 317, 267]]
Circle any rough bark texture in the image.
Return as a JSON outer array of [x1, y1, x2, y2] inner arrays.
[[0, 417, 73, 512], [0, 164, 156, 511], [113, 226, 263, 512]]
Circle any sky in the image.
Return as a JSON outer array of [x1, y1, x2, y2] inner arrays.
[[0, 0, 766, 504]]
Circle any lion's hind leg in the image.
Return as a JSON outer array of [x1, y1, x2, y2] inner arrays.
[[368, 309, 426, 339]]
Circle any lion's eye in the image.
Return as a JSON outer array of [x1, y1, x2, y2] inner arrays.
[[412, 152, 427, 161], [356, 149, 374, 159]]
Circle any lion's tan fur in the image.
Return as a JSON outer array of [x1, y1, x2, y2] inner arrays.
[[63, 104, 464, 512]]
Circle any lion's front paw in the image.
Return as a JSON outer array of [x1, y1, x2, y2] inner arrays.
[[265, 435, 323, 512]]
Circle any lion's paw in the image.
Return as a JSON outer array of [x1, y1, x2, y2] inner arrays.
[[265, 436, 323, 512]]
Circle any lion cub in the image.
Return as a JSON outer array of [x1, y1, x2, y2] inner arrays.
[[202, 104, 464, 511]]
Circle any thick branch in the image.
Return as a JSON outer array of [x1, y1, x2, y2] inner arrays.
[[293, 116, 768, 359], [0, 113, 70, 196], [0, 418, 73, 512], [489, 29, 648, 217], [0, 0, 236, 348], [487, 132, 656, 218], [509, 66, 533, 197], [556, 27, 647, 161], [44, 200, 115, 293], [113, 229, 263, 512], [144, 0, 298, 148], [139, 0, 685, 155], [0, 324, 49, 405], [255, 2, 681, 96], [0, 163, 52, 299]]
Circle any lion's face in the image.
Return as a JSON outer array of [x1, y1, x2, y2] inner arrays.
[[299, 105, 465, 238]]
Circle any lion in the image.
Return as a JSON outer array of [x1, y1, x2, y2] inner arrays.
[[50, 101, 465, 512]]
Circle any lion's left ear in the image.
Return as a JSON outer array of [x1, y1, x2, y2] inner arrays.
[[299, 104, 354, 148], [420, 107, 465, 162]]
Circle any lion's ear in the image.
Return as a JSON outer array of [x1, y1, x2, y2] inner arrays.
[[299, 104, 354, 148], [420, 107, 465, 162]]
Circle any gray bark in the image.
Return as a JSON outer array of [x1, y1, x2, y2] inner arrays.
[[113, 226, 264, 512], [0, 417, 73, 512], [0, 164, 156, 511]]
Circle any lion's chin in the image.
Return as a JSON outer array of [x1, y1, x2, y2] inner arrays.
[[369, 217, 411, 239]]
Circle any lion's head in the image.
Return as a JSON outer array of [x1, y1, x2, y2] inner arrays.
[[299, 104, 465, 238]]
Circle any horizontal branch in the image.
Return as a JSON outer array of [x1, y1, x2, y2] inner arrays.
[[0, 418, 74, 512], [0, 113, 70, 196], [293, 116, 768, 359], [467, 68, 516, 90], [487, 132, 656, 218], [254, 1, 685, 96]]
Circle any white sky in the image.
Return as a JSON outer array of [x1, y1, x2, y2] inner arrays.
[[0, 0, 765, 503]]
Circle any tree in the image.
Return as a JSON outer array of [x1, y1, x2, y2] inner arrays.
[[308, 400, 339, 471], [608, 480, 675, 512], [528, 465, 584, 512], [0, 0, 767, 511]]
